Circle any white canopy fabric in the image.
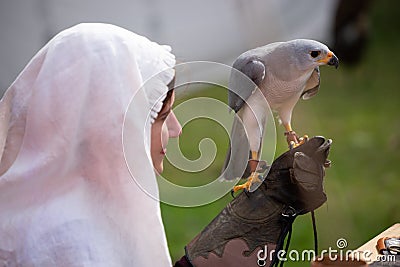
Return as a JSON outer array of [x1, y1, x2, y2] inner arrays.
[[0, 23, 175, 266], [0, 0, 339, 95]]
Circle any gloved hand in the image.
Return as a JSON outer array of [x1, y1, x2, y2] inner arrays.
[[179, 136, 332, 267]]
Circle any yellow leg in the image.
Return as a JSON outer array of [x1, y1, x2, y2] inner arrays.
[[232, 172, 262, 192], [284, 123, 297, 148], [283, 123, 308, 149], [251, 151, 258, 161], [232, 151, 262, 193], [284, 123, 293, 133]]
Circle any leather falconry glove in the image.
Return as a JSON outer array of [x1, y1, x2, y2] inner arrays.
[[181, 136, 332, 267]]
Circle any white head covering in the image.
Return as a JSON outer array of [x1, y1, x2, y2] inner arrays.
[[0, 23, 175, 266]]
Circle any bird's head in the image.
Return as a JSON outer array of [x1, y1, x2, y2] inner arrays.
[[289, 39, 339, 70]]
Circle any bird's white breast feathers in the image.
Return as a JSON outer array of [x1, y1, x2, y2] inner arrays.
[[262, 69, 314, 111]]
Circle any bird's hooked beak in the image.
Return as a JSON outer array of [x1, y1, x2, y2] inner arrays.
[[318, 51, 339, 69]]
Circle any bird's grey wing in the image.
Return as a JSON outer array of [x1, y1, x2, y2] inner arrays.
[[301, 67, 320, 100], [221, 114, 250, 180], [228, 58, 265, 112], [222, 58, 265, 180]]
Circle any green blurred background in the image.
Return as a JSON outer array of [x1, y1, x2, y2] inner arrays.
[[161, 1, 400, 266]]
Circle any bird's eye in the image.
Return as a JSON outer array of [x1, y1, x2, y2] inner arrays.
[[310, 51, 321, 58]]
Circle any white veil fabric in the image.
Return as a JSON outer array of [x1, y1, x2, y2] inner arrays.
[[0, 23, 175, 266]]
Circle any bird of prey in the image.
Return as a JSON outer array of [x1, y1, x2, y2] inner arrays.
[[222, 39, 338, 193]]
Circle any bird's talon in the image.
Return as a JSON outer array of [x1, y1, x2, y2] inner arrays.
[[289, 134, 309, 149], [298, 134, 309, 145], [232, 172, 261, 193], [289, 141, 296, 149]]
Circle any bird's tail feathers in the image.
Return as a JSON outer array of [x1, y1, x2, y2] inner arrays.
[[220, 115, 250, 181]]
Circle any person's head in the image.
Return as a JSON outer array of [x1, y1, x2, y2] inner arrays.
[[0, 24, 178, 265], [0, 23, 179, 182], [150, 88, 182, 175]]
